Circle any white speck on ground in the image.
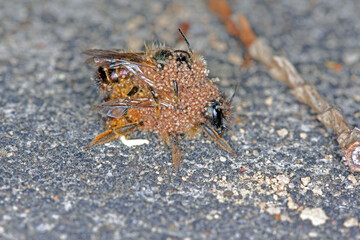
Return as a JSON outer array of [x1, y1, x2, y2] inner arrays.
[[276, 128, 288, 138], [120, 136, 149, 147], [343, 217, 359, 228], [265, 96, 273, 106], [347, 174, 358, 184], [301, 177, 311, 187], [300, 208, 329, 226], [300, 132, 307, 140]]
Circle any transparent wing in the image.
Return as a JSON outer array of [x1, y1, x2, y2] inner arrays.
[[84, 49, 161, 89], [91, 98, 154, 118], [92, 97, 173, 118], [84, 49, 154, 68]]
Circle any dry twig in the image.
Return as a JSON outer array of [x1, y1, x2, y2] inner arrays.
[[207, 0, 360, 172]]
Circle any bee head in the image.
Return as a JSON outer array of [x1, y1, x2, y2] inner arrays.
[[205, 99, 229, 137], [154, 48, 192, 70]]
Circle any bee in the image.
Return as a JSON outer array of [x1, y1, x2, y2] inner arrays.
[[84, 30, 236, 172]]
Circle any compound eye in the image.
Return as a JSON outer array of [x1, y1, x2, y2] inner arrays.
[[213, 106, 223, 129], [174, 50, 191, 65], [206, 100, 227, 136], [177, 54, 188, 63]]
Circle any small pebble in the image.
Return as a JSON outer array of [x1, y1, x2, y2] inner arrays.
[[300, 132, 307, 140], [308, 231, 318, 238], [264, 97, 273, 106], [277, 128, 288, 138], [347, 174, 357, 184], [227, 53, 243, 66], [252, 150, 260, 157], [300, 207, 328, 226], [342, 52, 359, 65], [276, 175, 290, 185], [287, 197, 299, 210], [353, 94, 360, 102], [301, 177, 311, 187], [312, 187, 323, 196], [343, 217, 358, 228], [266, 206, 281, 215]]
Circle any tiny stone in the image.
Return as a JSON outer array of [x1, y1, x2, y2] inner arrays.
[[301, 177, 311, 187], [287, 197, 299, 210], [300, 132, 307, 140], [353, 94, 360, 102], [266, 206, 281, 215], [347, 174, 357, 184], [277, 174, 290, 185], [231, 135, 238, 141], [264, 96, 273, 106], [280, 213, 291, 222], [277, 128, 288, 138], [300, 207, 328, 226], [312, 187, 323, 196], [300, 124, 313, 132], [227, 53, 243, 66], [58, 74, 66, 80], [308, 231, 318, 238], [342, 52, 359, 65], [219, 156, 227, 162], [206, 214, 213, 220], [252, 150, 260, 157], [343, 217, 359, 228]]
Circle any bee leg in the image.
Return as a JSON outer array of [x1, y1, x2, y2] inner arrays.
[[170, 134, 182, 172], [90, 123, 138, 147], [201, 124, 237, 157], [127, 86, 139, 97], [173, 80, 179, 104], [149, 87, 160, 116], [104, 67, 116, 85]]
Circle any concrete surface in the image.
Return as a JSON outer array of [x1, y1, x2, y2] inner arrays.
[[1, 0, 360, 239]]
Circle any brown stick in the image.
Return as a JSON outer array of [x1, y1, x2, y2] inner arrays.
[[207, 0, 360, 172]]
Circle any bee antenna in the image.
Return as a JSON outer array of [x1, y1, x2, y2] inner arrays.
[[178, 28, 192, 53], [230, 81, 240, 103]]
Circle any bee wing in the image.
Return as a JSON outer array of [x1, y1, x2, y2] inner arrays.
[[92, 98, 155, 118], [92, 97, 174, 118], [84, 49, 154, 68], [84, 49, 160, 89]]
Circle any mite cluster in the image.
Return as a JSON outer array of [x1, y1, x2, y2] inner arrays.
[[84, 34, 235, 171]]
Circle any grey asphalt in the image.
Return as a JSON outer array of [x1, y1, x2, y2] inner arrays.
[[1, 0, 360, 239]]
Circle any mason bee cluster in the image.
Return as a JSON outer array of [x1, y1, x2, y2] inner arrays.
[[84, 31, 235, 171]]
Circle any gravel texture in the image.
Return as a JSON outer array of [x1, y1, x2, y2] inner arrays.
[[1, 0, 360, 239]]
